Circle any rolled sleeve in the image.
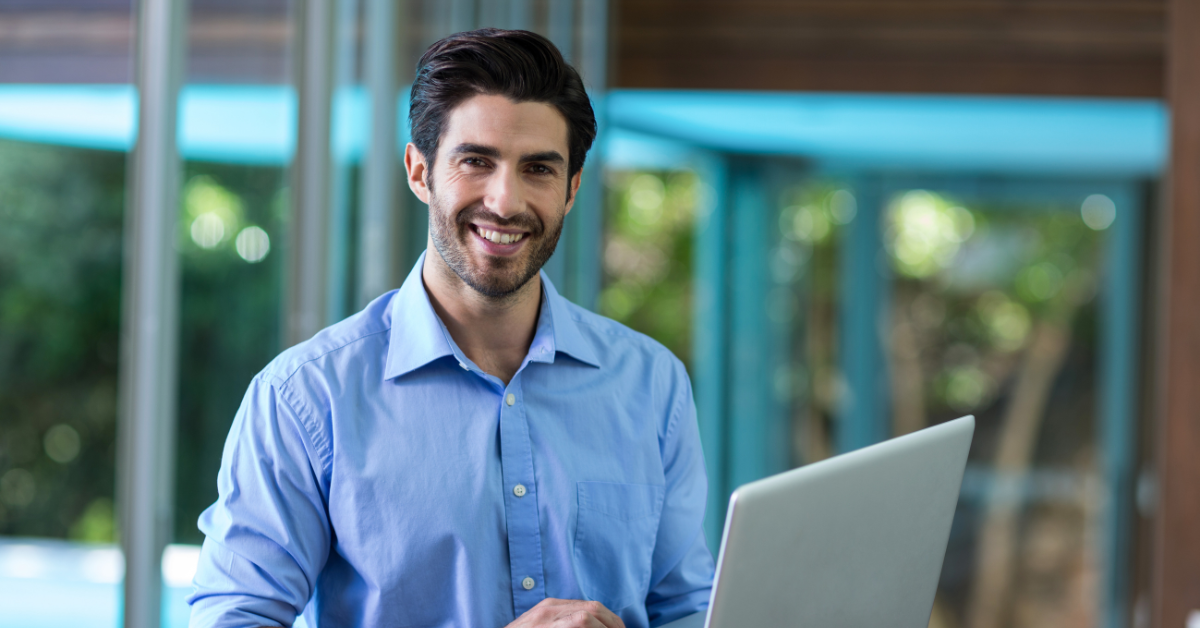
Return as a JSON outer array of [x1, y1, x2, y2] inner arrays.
[[188, 375, 331, 628], [645, 361, 715, 627]]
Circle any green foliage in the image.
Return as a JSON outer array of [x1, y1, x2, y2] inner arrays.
[[173, 163, 285, 544], [883, 190, 1102, 421], [0, 139, 285, 544], [0, 139, 124, 538], [68, 497, 116, 543], [599, 171, 698, 366]]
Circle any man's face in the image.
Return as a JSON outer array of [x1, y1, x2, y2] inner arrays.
[[406, 94, 580, 299]]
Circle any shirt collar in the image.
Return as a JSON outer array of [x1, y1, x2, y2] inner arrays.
[[538, 269, 601, 369], [383, 251, 602, 380], [383, 251, 456, 380]]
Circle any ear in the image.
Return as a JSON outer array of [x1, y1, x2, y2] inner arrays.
[[563, 170, 583, 216], [404, 143, 431, 204]]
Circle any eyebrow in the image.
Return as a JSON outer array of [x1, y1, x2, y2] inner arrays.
[[449, 143, 565, 166], [519, 150, 565, 165], [449, 143, 501, 159]]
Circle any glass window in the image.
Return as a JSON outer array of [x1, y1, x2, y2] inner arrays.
[[0, 1, 133, 625], [881, 190, 1106, 628], [778, 178, 1134, 628], [167, 1, 295, 623]]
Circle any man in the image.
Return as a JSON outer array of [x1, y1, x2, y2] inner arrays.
[[188, 29, 713, 628]]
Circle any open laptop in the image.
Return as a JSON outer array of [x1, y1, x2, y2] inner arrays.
[[662, 415, 974, 628]]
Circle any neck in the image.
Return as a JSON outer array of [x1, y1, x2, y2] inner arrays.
[[421, 246, 542, 386]]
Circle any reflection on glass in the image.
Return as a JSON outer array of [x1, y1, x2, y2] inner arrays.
[[883, 190, 1103, 628]]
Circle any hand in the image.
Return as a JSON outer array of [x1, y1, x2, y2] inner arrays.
[[505, 598, 626, 628]]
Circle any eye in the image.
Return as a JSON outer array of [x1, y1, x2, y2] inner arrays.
[[463, 157, 489, 168], [527, 164, 553, 175]]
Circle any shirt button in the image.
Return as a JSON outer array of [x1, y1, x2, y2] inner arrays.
[[522, 577, 535, 590], [513, 484, 527, 497], [506, 393, 515, 406]]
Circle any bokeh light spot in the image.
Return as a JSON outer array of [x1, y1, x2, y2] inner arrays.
[[830, 189, 857, 224], [886, 190, 976, 278], [190, 213, 225, 249], [235, 226, 270, 262], [1017, 261, 1065, 302], [977, 291, 1032, 351], [792, 205, 830, 243], [1081, 194, 1116, 231], [628, 174, 665, 225], [43, 424, 81, 464], [943, 366, 993, 411]]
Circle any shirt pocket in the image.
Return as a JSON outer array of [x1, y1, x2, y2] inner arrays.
[[573, 480, 665, 612]]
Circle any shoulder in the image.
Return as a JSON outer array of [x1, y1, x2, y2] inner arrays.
[[559, 300, 693, 438], [565, 300, 685, 373], [259, 290, 396, 388]]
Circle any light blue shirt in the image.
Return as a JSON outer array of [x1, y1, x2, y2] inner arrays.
[[188, 254, 714, 628]]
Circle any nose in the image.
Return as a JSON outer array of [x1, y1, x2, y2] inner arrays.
[[484, 165, 525, 218]]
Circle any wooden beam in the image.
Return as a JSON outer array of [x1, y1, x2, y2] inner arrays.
[[615, 0, 1166, 97], [1155, 0, 1200, 624]]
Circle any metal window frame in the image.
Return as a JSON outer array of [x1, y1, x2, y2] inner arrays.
[[357, 0, 402, 308], [116, 0, 188, 626], [285, 0, 337, 348]]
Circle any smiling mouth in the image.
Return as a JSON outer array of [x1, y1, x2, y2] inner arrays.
[[471, 225, 528, 245]]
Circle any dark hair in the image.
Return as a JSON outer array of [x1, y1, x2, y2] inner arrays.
[[409, 28, 597, 180]]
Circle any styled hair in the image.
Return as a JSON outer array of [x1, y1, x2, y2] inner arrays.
[[409, 28, 597, 180]]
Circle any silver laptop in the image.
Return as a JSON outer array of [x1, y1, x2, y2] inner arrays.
[[663, 415, 974, 628]]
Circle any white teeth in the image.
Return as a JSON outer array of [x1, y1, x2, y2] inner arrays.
[[477, 228, 523, 245]]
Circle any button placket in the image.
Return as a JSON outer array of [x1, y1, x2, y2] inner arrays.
[[498, 379, 545, 616]]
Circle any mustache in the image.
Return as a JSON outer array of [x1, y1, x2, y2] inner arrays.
[[455, 204, 543, 235]]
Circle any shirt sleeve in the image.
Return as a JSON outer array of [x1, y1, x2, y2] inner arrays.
[[644, 360, 715, 627], [188, 374, 332, 628]]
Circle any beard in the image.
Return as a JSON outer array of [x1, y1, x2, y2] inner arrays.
[[428, 191, 564, 299]]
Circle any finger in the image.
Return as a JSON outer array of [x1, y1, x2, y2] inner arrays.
[[555, 609, 609, 628], [577, 600, 625, 628], [509, 598, 567, 627]]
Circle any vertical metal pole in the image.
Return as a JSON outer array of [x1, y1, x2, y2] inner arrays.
[[568, 0, 606, 309], [359, 0, 402, 307], [548, 0, 576, 62], [326, 0, 360, 322], [448, 0, 474, 33], [836, 178, 890, 452], [422, 0, 450, 45], [509, 0, 532, 31], [287, 0, 336, 347], [1100, 186, 1142, 628], [117, 0, 186, 626], [540, 0, 577, 293], [479, 0, 509, 28], [692, 154, 730, 554]]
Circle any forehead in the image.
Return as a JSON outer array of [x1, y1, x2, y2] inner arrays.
[[440, 94, 568, 156]]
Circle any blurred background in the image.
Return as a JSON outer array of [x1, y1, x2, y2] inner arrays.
[[1, 1, 1198, 627]]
